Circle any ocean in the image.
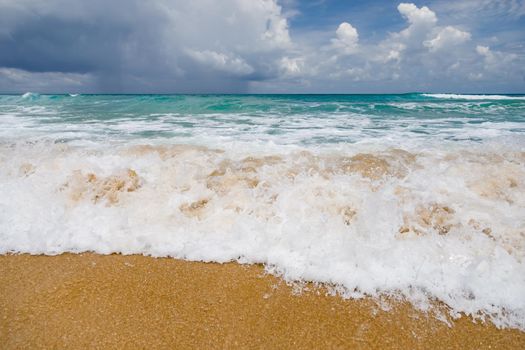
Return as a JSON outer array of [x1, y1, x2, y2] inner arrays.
[[1, 93, 524, 329]]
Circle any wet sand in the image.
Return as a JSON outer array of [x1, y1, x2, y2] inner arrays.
[[1, 254, 524, 349]]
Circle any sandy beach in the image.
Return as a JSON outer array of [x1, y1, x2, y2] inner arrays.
[[1, 253, 524, 349]]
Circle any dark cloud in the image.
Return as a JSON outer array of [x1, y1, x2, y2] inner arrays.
[[0, 0, 287, 93], [0, 17, 127, 73]]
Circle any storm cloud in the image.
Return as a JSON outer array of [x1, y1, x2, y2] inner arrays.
[[0, 0, 524, 93]]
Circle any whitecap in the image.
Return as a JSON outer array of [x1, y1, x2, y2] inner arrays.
[[21, 92, 39, 99], [423, 93, 525, 101]]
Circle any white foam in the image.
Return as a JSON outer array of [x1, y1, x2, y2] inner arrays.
[[423, 93, 525, 100], [21, 92, 39, 99], [0, 107, 522, 149], [0, 141, 524, 330]]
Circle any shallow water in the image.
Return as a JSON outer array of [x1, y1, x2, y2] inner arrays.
[[1, 93, 524, 330]]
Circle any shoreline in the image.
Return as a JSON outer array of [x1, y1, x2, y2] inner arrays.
[[1, 253, 524, 349]]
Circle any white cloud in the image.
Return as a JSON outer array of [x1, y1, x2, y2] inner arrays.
[[279, 56, 304, 76], [374, 3, 441, 64], [424, 26, 471, 52], [259, 4, 291, 48], [384, 45, 405, 63], [186, 49, 254, 76], [396, 2, 437, 41], [166, 0, 291, 53], [375, 4, 473, 64], [476, 45, 491, 56], [331, 22, 359, 54], [398, 3, 437, 26], [476, 45, 518, 71]]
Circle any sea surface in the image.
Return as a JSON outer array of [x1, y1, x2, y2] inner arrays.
[[1, 93, 524, 329]]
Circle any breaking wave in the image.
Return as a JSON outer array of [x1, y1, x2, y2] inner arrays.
[[1, 141, 524, 330]]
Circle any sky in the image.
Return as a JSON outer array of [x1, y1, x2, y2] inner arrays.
[[0, 0, 524, 94]]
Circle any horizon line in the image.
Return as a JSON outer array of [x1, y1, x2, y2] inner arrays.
[[2, 92, 525, 96]]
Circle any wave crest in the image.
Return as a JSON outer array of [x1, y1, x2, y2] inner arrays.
[[423, 93, 525, 100]]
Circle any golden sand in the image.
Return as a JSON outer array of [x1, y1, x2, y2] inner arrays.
[[1, 254, 524, 349]]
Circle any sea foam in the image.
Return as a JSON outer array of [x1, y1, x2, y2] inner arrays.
[[0, 141, 524, 330]]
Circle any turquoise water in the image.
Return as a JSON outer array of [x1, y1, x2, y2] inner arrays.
[[1, 93, 524, 146]]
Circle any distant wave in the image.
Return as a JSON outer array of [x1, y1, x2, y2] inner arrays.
[[21, 92, 39, 99], [69, 93, 80, 97], [423, 93, 525, 100]]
